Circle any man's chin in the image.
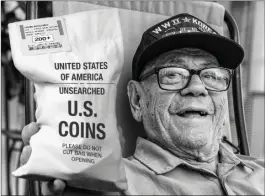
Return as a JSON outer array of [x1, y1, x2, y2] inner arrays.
[[178, 135, 219, 156], [170, 130, 210, 149], [178, 137, 208, 149]]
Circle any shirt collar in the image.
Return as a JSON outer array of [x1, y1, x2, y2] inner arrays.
[[133, 137, 253, 175], [218, 141, 254, 169]]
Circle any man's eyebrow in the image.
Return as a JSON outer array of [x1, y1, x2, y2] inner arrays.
[[158, 57, 219, 67], [172, 59, 186, 64], [161, 58, 185, 65], [200, 61, 219, 67]]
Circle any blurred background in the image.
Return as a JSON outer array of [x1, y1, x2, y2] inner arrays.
[[1, 1, 264, 195], [1, 2, 52, 195]]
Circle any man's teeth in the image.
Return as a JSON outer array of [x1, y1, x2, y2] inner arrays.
[[177, 111, 208, 117], [200, 111, 208, 116]]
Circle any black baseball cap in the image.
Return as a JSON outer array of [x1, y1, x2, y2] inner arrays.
[[132, 13, 244, 81]]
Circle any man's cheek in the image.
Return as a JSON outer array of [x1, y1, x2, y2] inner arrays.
[[142, 92, 160, 130], [156, 94, 176, 129], [212, 94, 228, 131], [144, 85, 175, 128]]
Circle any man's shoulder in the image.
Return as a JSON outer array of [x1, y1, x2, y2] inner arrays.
[[236, 154, 265, 168]]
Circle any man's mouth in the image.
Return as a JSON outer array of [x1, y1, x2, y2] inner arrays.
[[176, 109, 210, 118]]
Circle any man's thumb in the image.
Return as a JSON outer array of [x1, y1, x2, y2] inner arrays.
[[44, 179, 66, 195]]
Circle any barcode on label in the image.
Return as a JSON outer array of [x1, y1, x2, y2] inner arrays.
[[28, 42, 62, 51]]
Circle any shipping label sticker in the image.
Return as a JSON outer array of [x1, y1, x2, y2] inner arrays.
[[18, 17, 71, 55]]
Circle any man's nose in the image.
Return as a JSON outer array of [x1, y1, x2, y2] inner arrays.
[[180, 75, 208, 96]]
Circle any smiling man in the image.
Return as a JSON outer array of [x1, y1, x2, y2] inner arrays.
[[20, 12, 264, 195], [129, 48, 226, 163]]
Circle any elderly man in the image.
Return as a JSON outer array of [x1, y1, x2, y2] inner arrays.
[[20, 13, 264, 195]]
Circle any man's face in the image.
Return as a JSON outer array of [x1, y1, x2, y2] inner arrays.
[[131, 48, 228, 161]]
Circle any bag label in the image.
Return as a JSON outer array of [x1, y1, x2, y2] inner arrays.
[[52, 60, 112, 164], [18, 17, 71, 55]]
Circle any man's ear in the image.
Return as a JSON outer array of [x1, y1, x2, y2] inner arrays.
[[127, 80, 146, 122]]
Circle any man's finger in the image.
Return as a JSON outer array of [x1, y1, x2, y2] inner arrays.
[[20, 145, 32, 166], [42, 179, 66, 196], [21, 122, 40, 145]]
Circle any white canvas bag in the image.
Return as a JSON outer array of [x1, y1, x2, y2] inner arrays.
[[8, 9, 127, 192]]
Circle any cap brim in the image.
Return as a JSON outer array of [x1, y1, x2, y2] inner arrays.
[[135, 33, 244, 80]]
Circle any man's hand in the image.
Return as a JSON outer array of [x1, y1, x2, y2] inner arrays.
[[20, 122, 106, 196], [21, 122, 66, 195]]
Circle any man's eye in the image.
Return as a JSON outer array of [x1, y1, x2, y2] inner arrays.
[[167, 73, 179, 78], [204, 74, 225, 80], [160, 73, 183, 84], [203, 74, 216, 80], [203, 75, 211, 78]]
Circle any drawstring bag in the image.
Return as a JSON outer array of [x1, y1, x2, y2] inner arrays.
[[8, 9, 127, 192]]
